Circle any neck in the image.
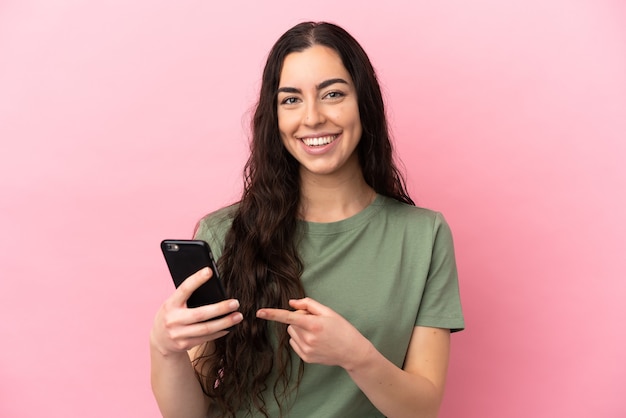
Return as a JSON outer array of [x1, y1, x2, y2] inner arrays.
[[298, 163, 376, 223]]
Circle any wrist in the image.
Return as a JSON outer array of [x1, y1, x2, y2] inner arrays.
[[343, 337, 376, 372], [150, 331, 180, 358]]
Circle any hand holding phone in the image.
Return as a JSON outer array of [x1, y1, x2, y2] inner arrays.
[[160, 239, 228, 309]]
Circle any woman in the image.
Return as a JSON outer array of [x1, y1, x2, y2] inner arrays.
[[151, 21, 464, 418]]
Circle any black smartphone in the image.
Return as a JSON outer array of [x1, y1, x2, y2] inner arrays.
[[160, 239, 228, 309]]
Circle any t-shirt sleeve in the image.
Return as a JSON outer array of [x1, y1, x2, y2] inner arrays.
[[415, 212, 465, 332], [192, 206, 236, 261]]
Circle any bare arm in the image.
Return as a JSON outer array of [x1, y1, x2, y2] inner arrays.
[[345, 326, 450, 418], [150, 267, 243, 418], [257, 298, 451, 418], [150, 345, 211, 418]]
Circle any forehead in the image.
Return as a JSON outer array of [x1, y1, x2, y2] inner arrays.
[[279, 45, 352, 86]]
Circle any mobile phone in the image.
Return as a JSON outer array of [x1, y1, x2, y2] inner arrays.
[[160, 239, 228, 309]]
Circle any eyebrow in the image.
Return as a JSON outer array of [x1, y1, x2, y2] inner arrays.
[[277, 78, 349, 94]]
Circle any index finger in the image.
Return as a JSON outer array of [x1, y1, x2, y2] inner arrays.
[[256, 308, 308, 326], [172, 267, 212, 306]]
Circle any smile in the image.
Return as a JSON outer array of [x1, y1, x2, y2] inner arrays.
[[300, 134, 339, 147]]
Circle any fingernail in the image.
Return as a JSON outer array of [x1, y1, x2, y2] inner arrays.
[[234, 313, 243, 322], [256, 310, 266, 318], [229, 299, 240, 309]]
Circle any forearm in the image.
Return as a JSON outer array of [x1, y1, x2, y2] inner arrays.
[[345, 342, 443, 418], [150, 344, 210, 418]]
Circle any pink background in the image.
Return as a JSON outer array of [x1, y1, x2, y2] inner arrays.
[[1, 1, 625, 417]]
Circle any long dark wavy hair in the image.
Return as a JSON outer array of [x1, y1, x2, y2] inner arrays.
[[193, 21, 414, 417]]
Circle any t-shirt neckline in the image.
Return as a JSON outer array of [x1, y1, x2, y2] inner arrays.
[[298, 194, 386, 235]]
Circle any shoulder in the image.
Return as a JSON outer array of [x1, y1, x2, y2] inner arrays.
[[378, 196, 450, 235], [194, 204, 239, 257], [196, 204, 239, 231]]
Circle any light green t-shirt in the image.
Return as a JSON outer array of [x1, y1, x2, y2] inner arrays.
[[195, 194, 464, 417]]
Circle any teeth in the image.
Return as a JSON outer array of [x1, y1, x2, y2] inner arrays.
[[302, 135, 338, 147]]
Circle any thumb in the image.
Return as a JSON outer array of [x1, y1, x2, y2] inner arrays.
[[289, 297, 330, 316]]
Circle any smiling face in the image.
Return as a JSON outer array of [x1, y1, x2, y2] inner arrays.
[[277, 45, 363, 180]]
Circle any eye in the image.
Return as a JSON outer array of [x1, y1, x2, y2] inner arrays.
[[280, 97, 300, 105], [324, 91, 345, 100]]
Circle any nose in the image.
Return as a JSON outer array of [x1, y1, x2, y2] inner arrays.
[[304, 101, 325, 127]]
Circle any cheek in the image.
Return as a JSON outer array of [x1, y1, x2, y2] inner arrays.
[[277, 117, 292, 148], [352, 109, 363, 139], [342, 113, 362, 139], [277, 111, 297, 136], [331, 103, 361, 129]]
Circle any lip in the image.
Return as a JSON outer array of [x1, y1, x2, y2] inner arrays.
[[297, 132, 341, 140], [297, 132, 341, 155]]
